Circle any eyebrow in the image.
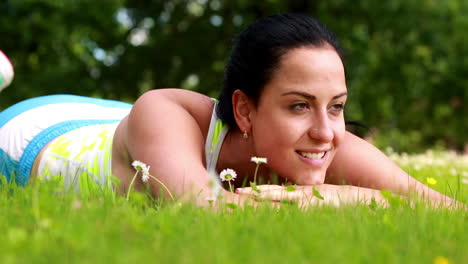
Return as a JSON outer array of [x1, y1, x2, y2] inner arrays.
[[281, 91, 348, 100]]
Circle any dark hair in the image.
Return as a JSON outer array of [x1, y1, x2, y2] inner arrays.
[[216, 13, 343, 129]]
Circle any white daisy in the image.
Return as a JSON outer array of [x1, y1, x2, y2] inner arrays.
[[250, 157, 268, 164], [142, 165, 151, 175], [219, 168, 237, 182], [132, 160, 149, 172], [142, 173, 150, 183]]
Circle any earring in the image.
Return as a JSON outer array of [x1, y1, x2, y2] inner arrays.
[[243, 131, 248, 139]]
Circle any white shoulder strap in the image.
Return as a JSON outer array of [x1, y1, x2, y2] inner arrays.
[[204, 101, 229, 173]]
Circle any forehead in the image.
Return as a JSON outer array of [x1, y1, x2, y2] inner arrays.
[[261, 46, 346, 98]]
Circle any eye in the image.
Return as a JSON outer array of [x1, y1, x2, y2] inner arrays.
[[329, 103, 345, 113], [289, 102, 309, 112]]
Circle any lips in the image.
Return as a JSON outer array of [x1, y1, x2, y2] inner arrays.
[[297, 151, 325, 159], [295, 150, 329, 167]]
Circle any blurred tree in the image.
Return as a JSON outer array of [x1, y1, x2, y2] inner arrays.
[[317, 0, 468, 151], [0, 0, 466, 152], [0, 0, 126, 101]]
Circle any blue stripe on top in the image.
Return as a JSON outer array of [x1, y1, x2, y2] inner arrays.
[[0, 148, 16, 183], [0, 94, 132, 128], [0, 94, 132, 185]]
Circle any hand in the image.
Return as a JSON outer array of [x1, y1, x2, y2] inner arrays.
[[236, 184, 311, 200], [236, 184, 389, 208], [213, 189, 281, 210], [236, 184, 330, 208]]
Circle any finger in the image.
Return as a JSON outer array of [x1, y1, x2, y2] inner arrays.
[[256, 185, 286, 191], [258, 190, 306, 202], [235, 187, 251, 194], [236, 185, 284, 194]]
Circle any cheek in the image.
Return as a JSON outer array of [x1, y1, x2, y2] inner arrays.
[[333, 121, 346, 149], [253, 115, 299, 154]]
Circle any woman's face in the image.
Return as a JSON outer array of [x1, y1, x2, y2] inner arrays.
[[250, 46, 347, 184]]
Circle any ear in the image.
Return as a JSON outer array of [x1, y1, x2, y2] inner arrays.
[[232, 89, 255, 133]]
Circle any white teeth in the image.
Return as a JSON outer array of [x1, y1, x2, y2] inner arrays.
[[299, 151, 325, 159]]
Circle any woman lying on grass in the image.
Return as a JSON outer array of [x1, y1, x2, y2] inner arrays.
[[0, 13, 460, 208]]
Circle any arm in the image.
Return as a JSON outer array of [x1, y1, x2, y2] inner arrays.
[[326, 131, 457, 206], [122, 90, 256, 207], [124, 90, 217, 204]]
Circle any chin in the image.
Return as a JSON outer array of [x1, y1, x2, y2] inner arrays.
[[296, 172, 326, 185]]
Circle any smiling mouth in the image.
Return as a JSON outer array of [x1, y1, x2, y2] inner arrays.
[[296, 151, 326, 160]]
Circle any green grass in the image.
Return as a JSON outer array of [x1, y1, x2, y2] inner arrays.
[[0, 151, 466, 264]]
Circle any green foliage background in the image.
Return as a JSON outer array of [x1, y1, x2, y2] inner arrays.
[[1, 0, 467, 152]]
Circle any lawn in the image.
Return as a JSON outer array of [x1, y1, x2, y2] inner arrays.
[[0, 149, 466, 264]]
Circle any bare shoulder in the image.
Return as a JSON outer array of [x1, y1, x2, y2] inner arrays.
[[126, 88, 216, 151], [129, 89, 215, 136], [135, 88, 214, 120], [111, 89, 216, 192]]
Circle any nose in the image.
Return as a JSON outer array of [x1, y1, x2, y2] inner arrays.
[[308, 112, 333, 143]]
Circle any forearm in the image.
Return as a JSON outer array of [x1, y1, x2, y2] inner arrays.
[[327, 132, 457, 206], [311, 184, 387, 207], [328, 132, 409, 190]]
